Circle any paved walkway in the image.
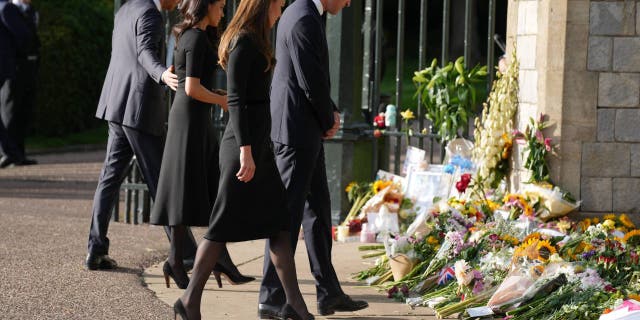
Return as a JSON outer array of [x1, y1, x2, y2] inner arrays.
[[0, 149, 439, 319]]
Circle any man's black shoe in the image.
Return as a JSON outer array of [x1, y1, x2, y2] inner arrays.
[[19, 158, 37, 166], [0, 156, 16, 168], [257, 303, 282, 319], [85, 254, 118, 270], [318, 294, 368, 316]]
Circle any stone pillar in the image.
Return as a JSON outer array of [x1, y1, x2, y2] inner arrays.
[[507, 0, 573, 192], [507, 0, 640, 217], [325, 2, 374, 224]]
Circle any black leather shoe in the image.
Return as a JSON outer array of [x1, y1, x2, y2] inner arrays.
[[0, 156, 16, 168], [258, 303, 282, 319], [85, 254, 118, 270], [317, 294, 368, 316], [280, 304, 314, 320], [19, 158, 37, 166]]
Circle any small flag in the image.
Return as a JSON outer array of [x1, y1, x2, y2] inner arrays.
[[437, 266, 455, 285]]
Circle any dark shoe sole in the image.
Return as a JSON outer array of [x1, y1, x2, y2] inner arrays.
[[318, 302, 369, 315], [258, 305, 281, 320], [257, 311, 280, 319]]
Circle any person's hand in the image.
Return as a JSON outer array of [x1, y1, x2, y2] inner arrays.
[[218, 96, 228, 112], [236, 145, 255, 182], [323, 111, 341, 139], [162, 65, 178, 91]]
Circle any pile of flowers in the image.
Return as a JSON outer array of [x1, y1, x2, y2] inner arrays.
[[348, 50, 639, 319], [355, 190, 640, 319]]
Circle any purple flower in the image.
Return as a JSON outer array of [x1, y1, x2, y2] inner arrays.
[[582, 250, 596, 260], [488, 234, 499, 242], [535, 130, 544, 143], [472, 279, 485, 295]]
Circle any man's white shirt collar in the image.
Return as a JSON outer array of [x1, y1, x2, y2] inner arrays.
[[311, 0, 324, 15], [153, 0, 162, 11]]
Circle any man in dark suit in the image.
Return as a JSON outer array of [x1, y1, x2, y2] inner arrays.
[[87, 0, 248, 278], [259, 0, 368, 318], [0, 0, 39, 166], [85, 0, 182, 270], [0, 0, 29, 168]]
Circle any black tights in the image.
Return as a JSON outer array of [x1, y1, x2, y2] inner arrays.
[[179, 231, 309, 320]]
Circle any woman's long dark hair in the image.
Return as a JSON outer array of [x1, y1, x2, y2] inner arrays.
[[218, 0, 274, 72], [173, 0, 220, 41]]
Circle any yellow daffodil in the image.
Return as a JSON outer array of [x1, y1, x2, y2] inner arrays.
[[556, 220, 571, 234], [400, 109, 415, 121]]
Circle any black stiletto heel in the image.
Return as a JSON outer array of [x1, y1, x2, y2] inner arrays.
[[213, 271, 223, 288], [163, 261, 189, 289], [279, 304, 314, 320], [173, 299, 189, 320], [212, 263, 255, 287]]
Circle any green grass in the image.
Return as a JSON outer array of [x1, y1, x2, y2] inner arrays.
[[26, 124, 108, 151], [379, 57, 422, 113]]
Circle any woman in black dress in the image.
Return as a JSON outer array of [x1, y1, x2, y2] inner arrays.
[[174, 0, 313, 319], [151, 0, 253, 290]]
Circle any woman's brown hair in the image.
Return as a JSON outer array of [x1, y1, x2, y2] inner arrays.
[[173, 0, 220, 42], [218, 0, 274, 71]]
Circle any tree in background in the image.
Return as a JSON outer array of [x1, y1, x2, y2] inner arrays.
[[33, 0, 113, 136]]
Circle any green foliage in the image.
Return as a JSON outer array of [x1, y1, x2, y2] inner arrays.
[[514, 114, 553, 184], [412, 57, 488, 142], [33, 0, 113, 136]]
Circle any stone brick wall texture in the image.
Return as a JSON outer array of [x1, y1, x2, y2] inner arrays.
[[584, 1, 640, 212]]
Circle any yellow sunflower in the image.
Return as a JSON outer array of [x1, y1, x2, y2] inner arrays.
[[628, 293, 640, 301], [531, 265, 545, 276], [536, 240, 557, 262], [523, 232, 542, 244], [372, 180, 393, 194], [603, 213, 616, 221], [345, 181, 356, 193], [620, 214, 636, 229], [500, 234, 520, 246], [623, 229, 640, 245]]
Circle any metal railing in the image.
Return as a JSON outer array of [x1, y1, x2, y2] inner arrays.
[[362, 0, 502, 175]]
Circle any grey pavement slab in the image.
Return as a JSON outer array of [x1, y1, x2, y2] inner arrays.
[[145, 238, 439, 319], [0, 150, 441, 319]]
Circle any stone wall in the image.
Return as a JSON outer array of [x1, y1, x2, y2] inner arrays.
[[507, 0, 640, 215], [582, 0, 640, 213]]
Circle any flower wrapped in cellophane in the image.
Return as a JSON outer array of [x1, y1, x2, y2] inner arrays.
[[486, 232, 558, 311]]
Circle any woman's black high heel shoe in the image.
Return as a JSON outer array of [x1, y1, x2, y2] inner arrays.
[[211, 262, 255, 288], [173, 299, 189, 320], [163, 261, 189, 289], [279, 304, 314, 320]]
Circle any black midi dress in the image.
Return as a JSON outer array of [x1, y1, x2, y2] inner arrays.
[[150, 28, 219, 227], [204, 34, 288, 242]]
